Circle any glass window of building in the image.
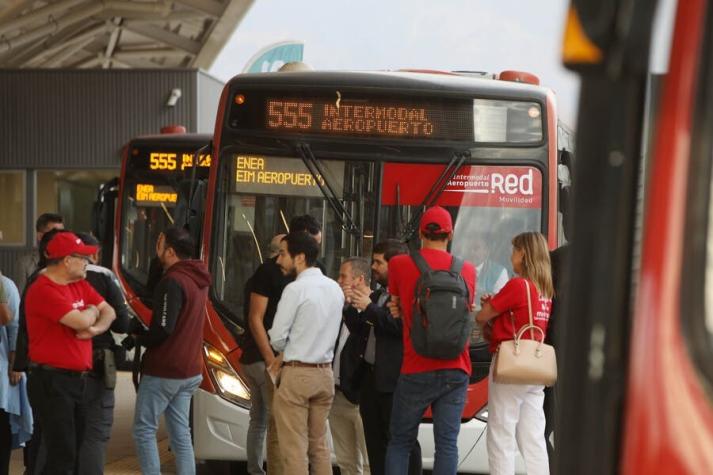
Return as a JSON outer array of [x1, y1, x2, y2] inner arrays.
[[0, 171, 26, 245], [36, 170, 117, 234]]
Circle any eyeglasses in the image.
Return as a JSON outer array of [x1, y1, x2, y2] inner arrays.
[[68, 254, 91, 263]]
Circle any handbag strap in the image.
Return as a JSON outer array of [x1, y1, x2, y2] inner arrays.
[[509, 279, 535, 340], [525, 279, 535, 340]]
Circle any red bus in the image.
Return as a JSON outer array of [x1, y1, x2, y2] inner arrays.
[[555, 0, 713, 473], [95, 132, 213, 325], [194, 69, 573, 472]]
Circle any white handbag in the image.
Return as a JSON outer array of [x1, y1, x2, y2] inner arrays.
[[493, 280, 557, 387]]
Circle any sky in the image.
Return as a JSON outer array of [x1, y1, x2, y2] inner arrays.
[[209, 0, 678, 129], [209, 0, 580, 126]]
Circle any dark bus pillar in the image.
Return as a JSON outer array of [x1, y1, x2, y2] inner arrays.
[[92, 177, 119, 269], [556, 1, 658, 474]]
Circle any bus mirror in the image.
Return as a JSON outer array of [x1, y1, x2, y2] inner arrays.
[[559, 149, 573, 168], [91, 177, 119, 269], [558, 163, 572, 189]]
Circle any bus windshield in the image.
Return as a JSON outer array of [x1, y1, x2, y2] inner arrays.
[[120, 142, 211, 304], [212, 149, 376, 324], [379, 162, 543, 309], [212, 149, 545, 326]]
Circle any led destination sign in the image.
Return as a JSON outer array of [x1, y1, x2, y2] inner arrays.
[[267, 101, 452, 138], [147, 152, 212, 171], [228, 92, 474, 141], [135, 184, 177, 206], [233, 155, 344, 198]]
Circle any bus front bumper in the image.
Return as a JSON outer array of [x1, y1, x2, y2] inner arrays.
[[192, 388, 250, 461]]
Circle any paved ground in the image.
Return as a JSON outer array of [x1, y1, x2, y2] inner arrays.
[[9, 372, 175, 474]]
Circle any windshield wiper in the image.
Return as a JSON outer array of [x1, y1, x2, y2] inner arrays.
[[297, 143, 362, 239], [398, 150, 471, 242], [186, 142, 211, 222]]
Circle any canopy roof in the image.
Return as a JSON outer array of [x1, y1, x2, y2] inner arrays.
[[0, 0, 253, 69]]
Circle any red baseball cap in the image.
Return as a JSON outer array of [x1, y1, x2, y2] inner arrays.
[[46, 232, 98, 259], [419, 206, 453, 234]]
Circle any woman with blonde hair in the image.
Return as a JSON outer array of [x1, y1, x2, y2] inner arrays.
[[475, 232, 554, 475]]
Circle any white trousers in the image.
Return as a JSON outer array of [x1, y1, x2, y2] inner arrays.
[[487, 364, 550, 475]]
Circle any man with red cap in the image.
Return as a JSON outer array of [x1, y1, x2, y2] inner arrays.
[[24, 231, 116, 475], [384, 206, 476, 474]]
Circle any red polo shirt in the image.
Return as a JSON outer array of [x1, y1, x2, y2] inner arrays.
[[388, 248, 476, 375], [25, 274, 104, 371], [487, 277, 552, 353]]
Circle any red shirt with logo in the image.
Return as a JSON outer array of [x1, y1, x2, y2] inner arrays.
[[25, 274, 105, 371], [388, 248, 476, 375], [487, 277, 552, 353]]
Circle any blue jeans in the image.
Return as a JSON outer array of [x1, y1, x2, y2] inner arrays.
[[385, 369, 468, 475], [133, 374, 202, 475], [242, 361, 270, 475]]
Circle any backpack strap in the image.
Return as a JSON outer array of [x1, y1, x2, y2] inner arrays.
[[450, 256, 464, 274], [411, 251, 432, 275]]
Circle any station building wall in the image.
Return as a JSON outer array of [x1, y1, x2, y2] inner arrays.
[[0, 69, 223, 288]]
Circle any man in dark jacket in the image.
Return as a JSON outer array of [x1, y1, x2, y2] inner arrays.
[[75, 233, 130, 474], [131, 226, 211, 475], [343, 240, 421, 475]]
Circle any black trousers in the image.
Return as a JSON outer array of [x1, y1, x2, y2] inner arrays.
[[77, 375, 115, 475], [359, 368, 422, 475], [0, 409, 11, 475], [27, 368, 87, 475]]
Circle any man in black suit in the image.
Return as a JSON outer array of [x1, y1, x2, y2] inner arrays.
[[343, 240, 421, 475]]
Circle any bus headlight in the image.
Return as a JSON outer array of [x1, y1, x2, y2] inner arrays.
[[203, 343, 251, 409]]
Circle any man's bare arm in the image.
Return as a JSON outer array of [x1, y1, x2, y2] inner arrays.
[[59, 307, 98, 331], [76, 302, 116, 339], [248, 293, 274, 366]]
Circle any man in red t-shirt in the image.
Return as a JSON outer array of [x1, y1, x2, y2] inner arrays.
[[385, 206, 476, 475], [25, 232, 116, 474]]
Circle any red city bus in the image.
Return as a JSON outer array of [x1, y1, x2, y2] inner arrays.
[[193, 69, 573, 471], [555, 0, 713, 473], [102, 132, 213, 324]]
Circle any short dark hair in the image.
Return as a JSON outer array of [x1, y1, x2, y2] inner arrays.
[[36, 213, 63, 232], [40, 228, 71, 268], [76, 232, 99, 247], [163, 226, 194, 260], [342, 257, 371, 285], [283, 231, 319, 266], [289, 214, 321, 236], [422, 223, 449, 241], [373, 239, 408, 262]]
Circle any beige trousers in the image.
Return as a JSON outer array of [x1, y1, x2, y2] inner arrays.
[[328, 389, 371, 475], [273, 366, 335, 475]]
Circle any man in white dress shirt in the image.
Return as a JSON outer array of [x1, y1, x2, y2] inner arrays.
[[268, 232, 344, 475]]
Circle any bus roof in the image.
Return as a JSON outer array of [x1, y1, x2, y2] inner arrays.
[[128, 133, 212, 147], [225, 70, 552, 101]]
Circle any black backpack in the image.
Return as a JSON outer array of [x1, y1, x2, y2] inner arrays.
[[410, 252, 472, 359]]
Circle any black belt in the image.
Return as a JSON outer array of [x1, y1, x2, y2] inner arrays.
[[29, 363, 89, 378]]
